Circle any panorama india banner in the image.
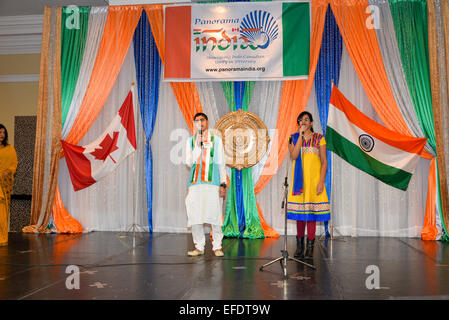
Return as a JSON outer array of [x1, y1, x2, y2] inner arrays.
[[164, 1, 311, 81]]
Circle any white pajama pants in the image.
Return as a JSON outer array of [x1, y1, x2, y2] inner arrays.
[[191, 224, 224, 251]]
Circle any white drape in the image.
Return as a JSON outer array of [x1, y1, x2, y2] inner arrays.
[[197, 82, 220, 129], [152, 82, 191, 232], [58, 45, 149, 231], [248, 81, 282, 185]]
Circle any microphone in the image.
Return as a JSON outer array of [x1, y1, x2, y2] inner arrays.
[[199, 128, 203, 147], [301, 124, 306, 136]]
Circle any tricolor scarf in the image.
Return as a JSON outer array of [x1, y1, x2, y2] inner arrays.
[[290, 132, 304, 195], [190, 131, 215, 184]]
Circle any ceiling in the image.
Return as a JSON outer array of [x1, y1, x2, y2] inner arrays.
[[0, 0, 192, 54], [0, 0, 110, 16]]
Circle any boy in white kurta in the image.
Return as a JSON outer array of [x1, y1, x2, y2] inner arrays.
[[185, 113, 227, 257]]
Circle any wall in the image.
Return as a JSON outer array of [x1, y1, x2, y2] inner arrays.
[[0, 51, 40, 231], [0, 54, 40, 146]]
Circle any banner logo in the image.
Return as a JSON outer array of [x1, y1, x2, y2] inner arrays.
[[240, 10, 279, 49]]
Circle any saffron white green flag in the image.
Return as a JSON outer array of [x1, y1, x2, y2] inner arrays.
[[326, 86, 427, 191]]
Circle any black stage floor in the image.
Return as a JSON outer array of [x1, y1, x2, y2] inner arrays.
[[1, 231, 449, 301]]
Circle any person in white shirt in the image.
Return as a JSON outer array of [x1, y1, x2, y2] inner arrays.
[[185, 113, 227, 257]]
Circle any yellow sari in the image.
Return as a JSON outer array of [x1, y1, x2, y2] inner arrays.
[[0, 145, 17, 246]]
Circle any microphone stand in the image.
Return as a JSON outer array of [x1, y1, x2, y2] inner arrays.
[[259, 142, 316, 278]]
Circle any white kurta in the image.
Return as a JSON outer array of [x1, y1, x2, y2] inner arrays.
[[185, 131, 226, 227], [185, 184, 223, 226]]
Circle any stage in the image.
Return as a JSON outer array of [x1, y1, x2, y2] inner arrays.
[[0, 231, 448, 301]]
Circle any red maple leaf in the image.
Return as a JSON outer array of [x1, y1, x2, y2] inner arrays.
[[90, 131, 120, 163]]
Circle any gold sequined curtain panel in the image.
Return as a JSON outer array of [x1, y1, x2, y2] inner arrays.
[[24, 6, 62, 233], [442, 0, 449, 221], [444, 1, 449, 101], [428, 0, 449, 231]]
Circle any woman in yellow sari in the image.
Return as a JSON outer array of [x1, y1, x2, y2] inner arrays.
[[0, 124, 17, 246]]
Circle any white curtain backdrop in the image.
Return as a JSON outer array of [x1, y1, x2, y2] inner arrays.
[[196, 82, 220, 129], [152, 81, 191, 232], [58, 44, 149, 231], [57, 39, 431, 237], [248, 81, 282, 185]]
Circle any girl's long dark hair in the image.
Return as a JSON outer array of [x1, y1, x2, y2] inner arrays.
[[297, 111, 314, 133], [0, 124, 8, 146]]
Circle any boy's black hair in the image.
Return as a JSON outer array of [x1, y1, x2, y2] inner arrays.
[[193, 112, 208, 121]]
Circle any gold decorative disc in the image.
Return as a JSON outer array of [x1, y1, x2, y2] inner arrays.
[[214, 110, 270, 170]]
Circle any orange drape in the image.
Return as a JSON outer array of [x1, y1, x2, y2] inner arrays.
[[254, 0, 328, 194], [53, 187, 83, 233], [421, 158, 438, 240], [256, 203, 279, 238], [169, 83, 203, 133], [146, 5, 203, 132], [145, 5, 165, 64], [330, 0, 411, 135]]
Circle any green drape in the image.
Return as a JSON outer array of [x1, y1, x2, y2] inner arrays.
[[221, 82, 265, 239], [389, 0, 435, 151], [223, 168, 240, 237], [389, 0, 447, 236], [61, 6, 90, 129]]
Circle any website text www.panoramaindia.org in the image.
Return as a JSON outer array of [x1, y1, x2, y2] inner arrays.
[[205, 66, 266, 73]]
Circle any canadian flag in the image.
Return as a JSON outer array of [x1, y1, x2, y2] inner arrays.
[[61, 88, 137, 191]]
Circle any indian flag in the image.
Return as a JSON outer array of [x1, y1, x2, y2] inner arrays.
[[326, 86, 427, 191], [164, 1, 310, 81]]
